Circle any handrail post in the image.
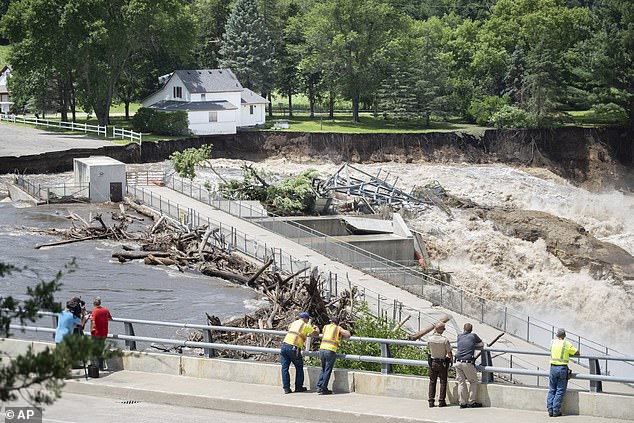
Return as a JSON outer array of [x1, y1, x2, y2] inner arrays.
[[480, 349, 494, 384], [589, 358, 603, 393], [203, 329, 216, 358], [124, 322, 137, 351], [380, 342, 393, 374], [51, 314, 59, 341]]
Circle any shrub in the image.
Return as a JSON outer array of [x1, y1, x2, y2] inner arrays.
[[467, 96, 509, 126], [489, 105, 533, 129], [330, 304, 429, 376], [132, 107, 190, 136]]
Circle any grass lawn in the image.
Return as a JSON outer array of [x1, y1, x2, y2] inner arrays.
[[263, 113, 487, 135], [565, 109, 627, 126]]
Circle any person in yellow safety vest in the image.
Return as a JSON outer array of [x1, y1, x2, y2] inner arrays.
[[316, 316, 351, 395], [280, 312, 319, 394], [547, 328, 579, 417]]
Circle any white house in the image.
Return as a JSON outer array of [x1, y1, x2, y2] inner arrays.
[[0, 65, 12, 114], [141, 68, 267, 135]]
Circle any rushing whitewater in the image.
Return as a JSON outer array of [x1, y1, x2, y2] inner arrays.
[[197, 159, 634, 355]]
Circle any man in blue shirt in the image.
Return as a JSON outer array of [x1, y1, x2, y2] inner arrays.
[[454, 322, 484, 408], [54, 300, 83, 343]]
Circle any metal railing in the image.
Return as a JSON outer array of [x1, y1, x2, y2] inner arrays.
[[126, 184, 446, 339], [11, 314, 634, 393], [14, 175, 89, 203], [161, 174, 633, 373], [126, 171, 165, 187]]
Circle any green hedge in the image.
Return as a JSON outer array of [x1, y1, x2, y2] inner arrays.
[[132, 107, 190, 136]]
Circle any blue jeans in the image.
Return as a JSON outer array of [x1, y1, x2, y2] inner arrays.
[[280, 343, 304, 391], [316, 350, 337, 392], [547, 365, 569, 414]]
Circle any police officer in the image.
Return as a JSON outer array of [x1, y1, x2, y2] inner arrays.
[[547, 328, 579, 417], [427, 322, 453, 407], [280, 312, 319, 394], [316, 316, 351, 395]]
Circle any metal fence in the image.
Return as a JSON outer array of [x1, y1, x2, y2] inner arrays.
[[126, 183, 446, 340], [160, 174, 634, 378], [14, 175, 89, 203], [12, 314, 634, 393]]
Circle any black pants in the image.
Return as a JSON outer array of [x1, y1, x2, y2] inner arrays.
[[429, 359, 448, 402]]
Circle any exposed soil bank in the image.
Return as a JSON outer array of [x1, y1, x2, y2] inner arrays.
[[2, 127, 632, 190]]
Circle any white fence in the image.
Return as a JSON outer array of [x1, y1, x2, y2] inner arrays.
[[0, 113, 141, 144]]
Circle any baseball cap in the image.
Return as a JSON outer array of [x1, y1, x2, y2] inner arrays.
[[299, 312, 310, 319]]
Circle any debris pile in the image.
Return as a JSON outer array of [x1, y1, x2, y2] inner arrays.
[[37, 198, 358, 358]]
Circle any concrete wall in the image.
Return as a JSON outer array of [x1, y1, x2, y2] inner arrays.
[[2, 338, 632, 421]]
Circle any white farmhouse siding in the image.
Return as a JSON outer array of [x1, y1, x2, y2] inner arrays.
[[240, 88, 267, 127], [0, 66, 12, 114], [141, 68, 268, 135]]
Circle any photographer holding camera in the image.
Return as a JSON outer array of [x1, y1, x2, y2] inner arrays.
[[55, 297, 88, 343]]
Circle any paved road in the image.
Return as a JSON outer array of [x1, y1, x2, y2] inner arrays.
[[0, 122, 119, 157]]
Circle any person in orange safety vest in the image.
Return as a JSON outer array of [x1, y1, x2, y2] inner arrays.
[[280, 312, 319, 394], [316, 316, 351, 395]]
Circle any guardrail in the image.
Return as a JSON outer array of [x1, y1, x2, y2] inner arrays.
[[161, 173, 632, 376], [14, 175, 89, 203], [12, 314, 634, 393], [126, 184, 445, 340]]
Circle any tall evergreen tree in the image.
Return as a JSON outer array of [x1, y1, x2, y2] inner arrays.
[[504, 45, 526, 106], [192, 0, 231, 68], [587, 0, 634, 126], [219, 0, 274, 94]]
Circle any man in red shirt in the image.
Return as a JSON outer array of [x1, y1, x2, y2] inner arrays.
[[90, 297, 112, 369]]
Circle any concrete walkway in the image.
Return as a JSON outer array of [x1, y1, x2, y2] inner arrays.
[[136, 185, 580, 381], [61, 369, 630, 423]]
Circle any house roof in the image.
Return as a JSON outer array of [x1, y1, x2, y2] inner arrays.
[[241, 88, 268, 105], [148, 100, 238, 112], [174, 69, 242, 93]]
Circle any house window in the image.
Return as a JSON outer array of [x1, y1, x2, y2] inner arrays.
[[173, 86, 182, 99], [250, 105, 254, 115], [201, 93, 206, 101], [209, 111, 218, 122]]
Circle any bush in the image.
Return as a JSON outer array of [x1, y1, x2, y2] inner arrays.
[[467, 96, 509, 126], [132, 107, 190, 136], [328, 304, 429, 376], [489, 105, 533, 129], [587, 103, 627, 124]]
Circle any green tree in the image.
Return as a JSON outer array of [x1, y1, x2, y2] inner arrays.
[[191, 0, 230, 68], [2, 0, 196, 126], [586, 0, 634, 126], [170, 145, 214, 180], [219, 0, 274, 94], [0, 260, 115, 405], [301, 0, 407, 122]]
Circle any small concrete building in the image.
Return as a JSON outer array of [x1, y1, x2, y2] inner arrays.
[[74, 156, 126, 202]]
